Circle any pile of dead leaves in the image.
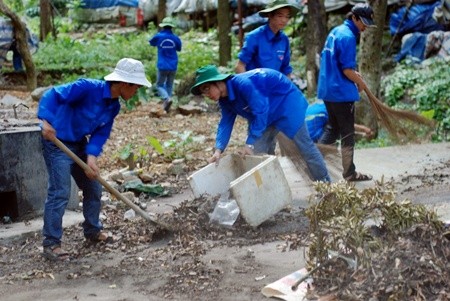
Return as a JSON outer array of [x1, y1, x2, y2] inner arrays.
[[304, 180, 450, 301]]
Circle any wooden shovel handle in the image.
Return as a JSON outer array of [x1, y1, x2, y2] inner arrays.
[[51, 137, 166, 228]]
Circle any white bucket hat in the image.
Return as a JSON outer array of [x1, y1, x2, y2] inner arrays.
[[104, 58, 152, 87]]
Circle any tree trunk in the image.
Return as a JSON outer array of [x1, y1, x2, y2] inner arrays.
[[39, 0, 53, 41], [157, 0, 166, 25], [305, 0, 327, 97], [218, 0, 232, 66], [0, 0, 37, 91], [357, 0, 388, 134]]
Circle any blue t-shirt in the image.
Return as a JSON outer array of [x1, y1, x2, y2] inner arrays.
[[317, 20, 360, 102], [305, 101, 328, 142], [149, 29, 182, 71], [37, 79, 121, 156], [215, 68, 308, 151], [237, 24, 292, 75]]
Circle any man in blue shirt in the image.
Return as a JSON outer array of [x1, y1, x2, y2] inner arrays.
[[317, 3, 375, 182], [37, 58, 151, 261], [149, 16, 182, 112], [191, 65, 330, 183], [235, 0, 300, 78]]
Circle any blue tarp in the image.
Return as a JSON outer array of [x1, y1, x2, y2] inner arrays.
[[0, 18, 39, 70], [395, 33, 427, 62], [389, 1, 445, 36], [395, 30, 450, 62], [81, 0, 138, 9]]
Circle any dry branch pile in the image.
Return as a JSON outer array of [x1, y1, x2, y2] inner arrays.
[[305, 181, 450, 300]]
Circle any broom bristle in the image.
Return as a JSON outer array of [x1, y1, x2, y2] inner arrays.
[[365, 89, 435, 142], [277, 133, 343, 181]]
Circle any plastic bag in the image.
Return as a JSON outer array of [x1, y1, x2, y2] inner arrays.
[[209, 193, 240, 226]]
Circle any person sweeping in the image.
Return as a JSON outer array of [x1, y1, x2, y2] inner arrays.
[[317, 3, 376, 182]]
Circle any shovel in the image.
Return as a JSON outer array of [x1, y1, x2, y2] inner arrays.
[[52, 137, 172, 231]]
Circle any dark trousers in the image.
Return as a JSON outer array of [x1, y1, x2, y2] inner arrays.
[[319, 101, 356, 178]]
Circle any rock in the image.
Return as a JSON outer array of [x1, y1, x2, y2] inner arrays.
[[167, 159, 187, 175], [108, 171, 124, 183], [0, 94, 24, 107], [178, 104, 205, 115], [138, 172, 153, 183], [122, 191, 136, 202], [149, 106, 166, 118], [31, 86, 52, 102]]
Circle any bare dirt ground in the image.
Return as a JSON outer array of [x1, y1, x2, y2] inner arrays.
[[0, 90, 449, 301]]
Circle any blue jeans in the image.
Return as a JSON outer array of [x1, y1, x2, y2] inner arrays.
[[42, 138, 103, 247], [156, 69, 176, 100], [11, 44, 23, 71], [254, 125, 330, 182]]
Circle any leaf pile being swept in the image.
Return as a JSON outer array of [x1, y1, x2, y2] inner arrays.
[[305, 180, 450, 300]]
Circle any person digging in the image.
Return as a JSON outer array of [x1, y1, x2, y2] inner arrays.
[[37, 58, 152, 261]]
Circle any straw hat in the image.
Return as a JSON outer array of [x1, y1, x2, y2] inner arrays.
[[104, 58, 152, 87], [190, 65, 232, 95]]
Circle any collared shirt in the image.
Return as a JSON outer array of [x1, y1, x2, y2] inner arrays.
[[237, 24, 292, 75], [317, 19, 360, 102], [37, 79, 121, 156], [215, 68, 308, 151], [149, 29, 182, 71]]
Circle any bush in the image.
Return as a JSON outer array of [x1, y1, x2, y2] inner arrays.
[[381, 58, 450, 141]]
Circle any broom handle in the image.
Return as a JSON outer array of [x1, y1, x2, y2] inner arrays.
[[52, 137, 157, 225], [363, 86, 376, 100]]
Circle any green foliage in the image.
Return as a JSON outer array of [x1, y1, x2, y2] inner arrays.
[[32, 27, 222, 91], [117, 143, 133, 161], [116, 131, 204, 168], [4, 0, 24, 12], [176, 30, 220, 78], [34, 32, 151, 77], [148, 131, 205, 160], [381, 59, 450, 141], [120, 87, 150, 111], [116, 142, 152, 168], [147, 136, 164, 155], [67, 0, 84, 10]]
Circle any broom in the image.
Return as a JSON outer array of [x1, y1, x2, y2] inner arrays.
[[277, 87, 435, 177], [363, 87, 435, 141]]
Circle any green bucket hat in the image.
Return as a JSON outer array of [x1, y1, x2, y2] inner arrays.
[[159, 16, 176, 28], [259, 0, 301, 17], [190, 65, 232, 96]]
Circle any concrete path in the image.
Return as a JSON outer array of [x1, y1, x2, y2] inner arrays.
[[282, 142, 450, 221], [1, 142, 449, 242]]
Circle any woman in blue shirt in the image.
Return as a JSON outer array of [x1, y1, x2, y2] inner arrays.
[[149, 16, 182, 112], [191, 65, 330, 183], [37, 58, 151, 261]]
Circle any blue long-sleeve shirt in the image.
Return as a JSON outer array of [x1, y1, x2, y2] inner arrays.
[[37, 79, 121, 156], [237, 24, 293, 75], [215, 68, 308, 151], [305, 101, 328, 142], [149, 29, 182, 71], [317, 19, 360, 102]]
